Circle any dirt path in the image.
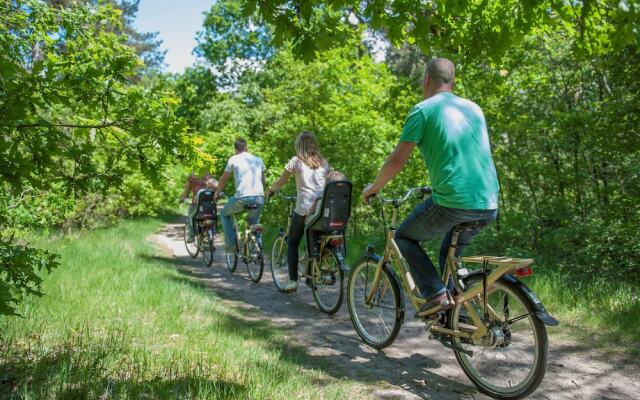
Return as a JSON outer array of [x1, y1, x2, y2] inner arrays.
[[150, 223, 640, 400]]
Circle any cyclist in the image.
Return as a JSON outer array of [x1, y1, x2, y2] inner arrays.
[[362, 58, 499, 318], [180, 170, 215, 242], [268, 131, 330, 293], [215, 138, 266, 253]]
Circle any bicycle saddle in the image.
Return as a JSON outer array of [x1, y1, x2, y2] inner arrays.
[[244, 203, 260, 210], [455, 220, 489, 232]]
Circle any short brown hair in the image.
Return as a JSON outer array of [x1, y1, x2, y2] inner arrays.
[[234, 138, 247, 152], [425, 58, 455, 85]]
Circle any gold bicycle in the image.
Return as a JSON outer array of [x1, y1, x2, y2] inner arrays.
[[347, 186, 558, 399], [222, 196, 265, 283], [270, 187, 350, 314]]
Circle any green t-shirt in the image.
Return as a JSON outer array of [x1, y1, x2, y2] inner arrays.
[[400, 92, 499, 210]]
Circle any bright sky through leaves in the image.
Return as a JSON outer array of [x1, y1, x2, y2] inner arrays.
[[134, 0, 212, 73]]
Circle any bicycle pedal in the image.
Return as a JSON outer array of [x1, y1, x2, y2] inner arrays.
[[305, 278, 316, 290]]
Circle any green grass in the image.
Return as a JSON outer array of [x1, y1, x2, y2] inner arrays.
[[0, 217, 368, 399]]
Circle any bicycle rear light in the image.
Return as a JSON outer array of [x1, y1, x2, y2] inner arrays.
[[515, 265, 533, 277], [330, 238, 343, 247]]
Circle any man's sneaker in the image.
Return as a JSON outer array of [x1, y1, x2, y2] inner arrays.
[[284, 280, 298, 293], [415, 291, 454, 318]]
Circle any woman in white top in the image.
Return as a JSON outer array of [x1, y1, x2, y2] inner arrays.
[[268, 131, 329, 292]]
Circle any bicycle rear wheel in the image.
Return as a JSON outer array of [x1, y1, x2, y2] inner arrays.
[[202, 229, 214, 267], [311, 248, 344, 314], [225, 233, 238, 272], [347, 256, 403, 349], [246, 236, 264, 282], [450, 275, 548, 399], [184, 223, 199, 258], [270, 235, 289, 291]]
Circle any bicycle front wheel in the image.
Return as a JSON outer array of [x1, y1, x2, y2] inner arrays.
[[270, 235, 290, 291], [183, 223, 199, 258], [311, 248, 344, 314], [246, 236, 264, 282], [225, 244, 238, 272], [347, 256, 403, 349], [202, 229, 214, 267], [450, 275, 548, 399]]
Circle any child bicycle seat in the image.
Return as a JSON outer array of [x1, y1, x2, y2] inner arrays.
[[194, 189, 217, 221], [304, 180, 352, 254]]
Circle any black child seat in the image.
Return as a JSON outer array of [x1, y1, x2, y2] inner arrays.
[[193, 189, 217, 232], [304, 180, 352, 255]]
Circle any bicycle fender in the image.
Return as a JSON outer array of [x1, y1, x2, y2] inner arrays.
[[359, 252, 405, 323], [503, 274, 559, 327], [332, 248, 350, 272], [464, 271, 559, 327], [384, 262, 406, 323]]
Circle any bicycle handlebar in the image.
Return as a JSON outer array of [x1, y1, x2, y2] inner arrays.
[[371, 186, 432, 206], [277, 192, 296, 202]]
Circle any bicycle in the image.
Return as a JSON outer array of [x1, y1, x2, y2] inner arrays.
[[347, 186, 558, 400], [221, 196, 265, 283], [269, 186, 350, 315], [182, 191, 217, 268]]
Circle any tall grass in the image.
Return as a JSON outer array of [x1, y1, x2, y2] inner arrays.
[[0, 217, 367, 399]]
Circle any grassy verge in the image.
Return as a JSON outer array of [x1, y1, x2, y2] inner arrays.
[[0, 216, 368, 399]]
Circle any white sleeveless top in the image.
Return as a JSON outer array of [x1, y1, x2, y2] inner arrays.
[[285, 156, 329, 215]]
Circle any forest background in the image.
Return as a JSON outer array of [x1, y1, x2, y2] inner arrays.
[[2, 0, 639, 349]]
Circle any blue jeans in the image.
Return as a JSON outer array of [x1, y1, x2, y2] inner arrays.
[[187, 204, 197, 240], [395, 197, 497, 298], [220, 195, 265, 249]]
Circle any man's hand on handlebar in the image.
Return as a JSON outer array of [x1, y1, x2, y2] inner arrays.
[[362, 183, 378, 205], [266, 190, 276, 203]]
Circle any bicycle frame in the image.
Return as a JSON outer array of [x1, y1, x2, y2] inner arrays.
[[230, 213, 259, 258], [274, 193, 346, 272], [364, 191, 533, 343]]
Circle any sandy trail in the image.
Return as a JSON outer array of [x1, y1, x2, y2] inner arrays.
[[150, 222, 639, 400]]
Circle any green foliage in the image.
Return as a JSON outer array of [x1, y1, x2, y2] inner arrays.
[[0, 239, 58, 316], [0, 0, 192, 315], [248, 0, 640, 62], [195, 0, 274, 86]]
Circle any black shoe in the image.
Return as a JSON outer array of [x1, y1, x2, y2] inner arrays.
[[415, 291, 454, 318], [305, 277, 316, 290]]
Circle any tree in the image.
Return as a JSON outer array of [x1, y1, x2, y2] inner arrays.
[[195, 0, 275, 87], [0, 0, 191, 315], [247, 0, 640, 62]]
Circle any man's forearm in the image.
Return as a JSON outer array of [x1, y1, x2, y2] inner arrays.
[[216, 172, 230, 194], [370, 141, 416, 192], [371, 158, 404, 192]]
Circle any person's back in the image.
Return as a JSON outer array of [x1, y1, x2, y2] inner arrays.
[[226, 151, 265, 198], [404, 92, 499, 209], [215, 138, 265, 252], [363, 57, 499, 318]]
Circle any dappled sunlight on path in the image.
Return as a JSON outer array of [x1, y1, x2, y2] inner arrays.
[[149, 222, 640, 400]]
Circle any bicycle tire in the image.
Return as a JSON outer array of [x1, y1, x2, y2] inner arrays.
[[450, 275, 548, 399], [202, 229, 214, 267], [184, 223, 199, 258], [312, 247, 344, 314], [246, 236, 264, 282], [270, 235, 289, 291], [347, 256, 403, 349]]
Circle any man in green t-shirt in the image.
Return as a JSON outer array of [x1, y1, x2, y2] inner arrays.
[[363, 58, 499, 318]]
